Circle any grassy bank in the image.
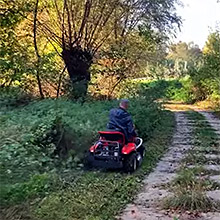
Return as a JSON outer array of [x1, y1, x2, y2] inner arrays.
[[0, 89, 175, 219]]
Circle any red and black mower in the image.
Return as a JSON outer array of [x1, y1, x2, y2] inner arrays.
[[85, 131, 145, 172]]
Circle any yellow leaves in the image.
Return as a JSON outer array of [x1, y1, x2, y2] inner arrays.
[[203, 32, 220, 55]]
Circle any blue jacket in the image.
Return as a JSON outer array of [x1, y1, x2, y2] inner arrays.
[[107, 107, 136, 140]]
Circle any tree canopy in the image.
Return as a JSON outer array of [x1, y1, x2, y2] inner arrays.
[[0, 0, 182, 99]]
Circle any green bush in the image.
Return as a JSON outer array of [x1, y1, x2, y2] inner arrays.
[[120, 78, 196, 103], [120, 79, 172, 100], [0, 87, 33, 107], [167, 78, 197, 103]]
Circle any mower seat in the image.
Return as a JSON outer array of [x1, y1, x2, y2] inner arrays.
[[98, 131, 126, 146]]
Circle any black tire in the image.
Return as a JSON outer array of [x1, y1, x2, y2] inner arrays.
[[123, 153, 137, 173], [84, 151, 93, 169], [138, 145, 145, 158]]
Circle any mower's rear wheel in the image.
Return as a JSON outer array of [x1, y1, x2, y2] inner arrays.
[[84, 151, 93, 169], [123, 153, 137, 173]]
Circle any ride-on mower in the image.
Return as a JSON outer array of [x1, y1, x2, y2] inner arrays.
[[86, 131, 145, 172]]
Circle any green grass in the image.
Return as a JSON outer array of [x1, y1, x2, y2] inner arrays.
[[171, 169, 220, 191], [186, 166, 220, 176], [164, 189, 217, 212], [122, 77, 198, 104], [33, 111, 175, 220], [182, 151, 207, 165], [184, 111, 219, 166], [0, 97, 160, 183], [164, 168, 220, 212], [0, 89, 176, 220], [0, 173, 57, 206], [0, 109, 175, 220]]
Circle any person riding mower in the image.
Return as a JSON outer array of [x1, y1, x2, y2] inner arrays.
[[86, 99, 145, 172]]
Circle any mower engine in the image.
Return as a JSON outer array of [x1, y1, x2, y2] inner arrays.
[[86, 131, 145, 172]]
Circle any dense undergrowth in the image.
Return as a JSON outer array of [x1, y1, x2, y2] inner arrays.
[[0, 108, 175, 220], [34, 111, 175, 220], [0, 83, 176, 219]]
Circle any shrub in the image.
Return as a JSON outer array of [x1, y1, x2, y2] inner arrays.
[[0, 87, 33, 107]]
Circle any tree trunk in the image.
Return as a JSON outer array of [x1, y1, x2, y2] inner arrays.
[[33, 0, 44, 99], [62, 47, 93, 99], [56, 66, 67, 98]]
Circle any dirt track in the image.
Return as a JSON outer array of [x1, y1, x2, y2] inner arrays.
[[118, 106, 220, 220]]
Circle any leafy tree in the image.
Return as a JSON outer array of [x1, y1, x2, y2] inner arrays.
[[168, 42, 201, 61], [0, 0, 181, 99], [0, 0, 66, 97], [37, 0, 181, 98], [195, 31, 220, 100], [0, 0, 34, 88], [203, 32, 220, 56], [90, 30, 164, 99], [167, 41, 202, 77]]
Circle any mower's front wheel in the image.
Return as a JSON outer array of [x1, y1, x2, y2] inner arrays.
[[123, 153, 137, 173]]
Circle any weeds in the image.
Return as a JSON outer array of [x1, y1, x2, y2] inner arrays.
[[164, 169, 220, 212], [186, 166, 220, 176], [33, 111, 175, 220], [172, 169, 220, 191], [0, 174, 58, 206], [164, 190, 217, 212], [185, 111, 220, 167], [183, 151, 207, 165], [164, 111, 220, 212], [0, 94, 175, 219]]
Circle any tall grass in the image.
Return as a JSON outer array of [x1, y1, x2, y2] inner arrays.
[[0, 85, 176, 220], [0, 88, 161, 203]]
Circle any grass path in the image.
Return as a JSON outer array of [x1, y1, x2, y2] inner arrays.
[[118, 104, 220, 220]]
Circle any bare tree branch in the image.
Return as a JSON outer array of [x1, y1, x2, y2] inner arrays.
[[33, 0, 44, 99]]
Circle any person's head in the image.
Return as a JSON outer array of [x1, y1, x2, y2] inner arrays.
[[119, 99, 130, 110]]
